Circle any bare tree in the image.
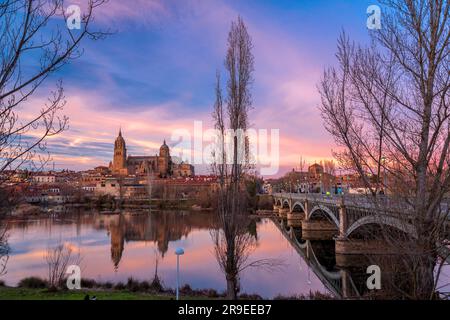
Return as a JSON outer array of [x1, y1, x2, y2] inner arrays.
[[0, 0, 106, 282], [45, 242, 81, 289], [0, 0, 108, 183], [318, 0, 450, 299], [298, 156, 307, 172], [211, 17, 283, 300], [323, 159, 336, 175]]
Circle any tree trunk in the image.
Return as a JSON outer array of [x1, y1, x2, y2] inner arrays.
[[415, 244, 437, 299], [226, 275, 238, 300]]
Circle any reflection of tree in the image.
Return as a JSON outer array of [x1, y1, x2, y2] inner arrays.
[[211, 215, 280, 299], [0, 224, 9, 276]]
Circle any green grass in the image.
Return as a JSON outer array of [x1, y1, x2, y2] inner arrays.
[[0, 287, 204, 300]]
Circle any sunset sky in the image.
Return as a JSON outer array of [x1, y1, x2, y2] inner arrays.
[[22, 0, 378, 176]]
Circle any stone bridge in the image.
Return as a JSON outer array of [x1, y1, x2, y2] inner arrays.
[[272, 193, 418, 253], [271, 193, 450, 297]]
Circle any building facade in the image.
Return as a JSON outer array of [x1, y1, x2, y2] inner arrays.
[[109, 129, 194, 178]]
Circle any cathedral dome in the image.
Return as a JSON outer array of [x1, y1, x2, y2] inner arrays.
[[159, 140, 170, 158], [160, 140, 169, 152]]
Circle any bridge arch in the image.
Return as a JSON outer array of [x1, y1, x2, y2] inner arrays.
[[307, 241, 341, 281], [291, 201, 305, 213], [345, 216, 417, 238], [275, 199, 282, 207], [309, 205, 339, 228], [282, 199, 290, 209], [291, 230, 308, 249]]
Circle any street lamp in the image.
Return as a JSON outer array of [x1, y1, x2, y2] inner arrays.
[[175, 247, 184, 300]]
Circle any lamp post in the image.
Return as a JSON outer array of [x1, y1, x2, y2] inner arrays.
[[175, 247, 184, 300]]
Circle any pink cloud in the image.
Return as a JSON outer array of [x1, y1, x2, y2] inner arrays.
[[17, 0, 338, 176]]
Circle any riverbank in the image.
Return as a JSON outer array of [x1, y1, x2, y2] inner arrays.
[[0, 277, 332, 300], [0, 277, 263, 300], [7, 286, 434, 301], [0, 286, 333, 300], [8, 192, 273, 217], [0, 277, 221, 300], [0, 286, 204, 300]]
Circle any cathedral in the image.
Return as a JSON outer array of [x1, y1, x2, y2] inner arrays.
[[109, 129, 194, 178]]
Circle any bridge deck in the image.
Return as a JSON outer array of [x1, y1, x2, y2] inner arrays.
[[273, 193, 450, 220]]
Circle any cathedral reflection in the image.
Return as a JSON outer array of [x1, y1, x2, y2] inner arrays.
[[99, 211, 215, 270]]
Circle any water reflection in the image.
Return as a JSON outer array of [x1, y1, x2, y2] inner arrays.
[[101, 212, 217, 269], [0, 210, 329, 298], [2, 211, 446, 298], [274, 217, 450, 299]]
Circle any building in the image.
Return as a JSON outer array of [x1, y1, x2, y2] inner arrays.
[[31, 171, 78, 185], [308, 163, 324, 177], [32, 174, 56, 184], [25, 185, 74, 204], [109, 129, 194, 178], [273, 164, 337, 194], [95, 177, 128, 197], [307, 163, 336, 193]]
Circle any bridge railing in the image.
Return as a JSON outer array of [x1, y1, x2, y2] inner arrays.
[[273, 192, 376, 206], [274, 193, 450, 221]]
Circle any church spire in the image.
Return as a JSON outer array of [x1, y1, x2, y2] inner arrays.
[[119, 127, 122, 137]]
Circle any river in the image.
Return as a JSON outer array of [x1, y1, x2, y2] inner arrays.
[[1, 209, 448, 299], [0, 210, 330, 298]]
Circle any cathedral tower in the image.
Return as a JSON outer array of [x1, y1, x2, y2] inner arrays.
[[113, 128, 127, 174], [158, 140, 170, 177]]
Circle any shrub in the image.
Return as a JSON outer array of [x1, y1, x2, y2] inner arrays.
[[273, 291, 334, 300], [114, 282, 125, 290], [126, 277, 140, 292], [180, 284, 194, 295], [18, 277, 48, 289], [239, 293, 263, 300], [139, 281, 150, 292], [205, 289, 219, 298], [81, 278, 98, 289], [0, 280, 5, 287], [256, 195, 274, 210]]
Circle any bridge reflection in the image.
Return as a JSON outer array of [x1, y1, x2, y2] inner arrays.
[[273, 218, 351, 298], [272, 217, 414, 299]]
